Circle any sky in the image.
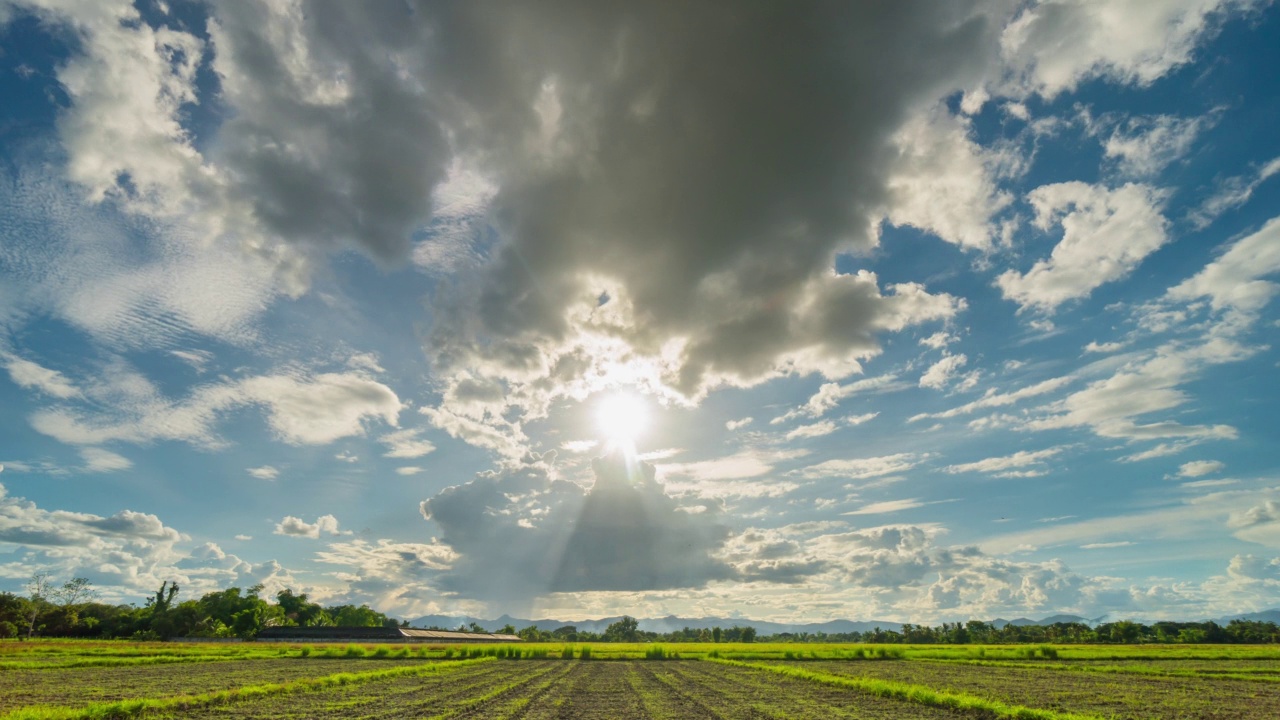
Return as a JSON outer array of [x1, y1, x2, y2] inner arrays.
[[1, 0, 1279, 625]]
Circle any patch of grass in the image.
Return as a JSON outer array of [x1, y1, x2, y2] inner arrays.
[[0, 657, 494, 720], [706, 657, 1105, 720]]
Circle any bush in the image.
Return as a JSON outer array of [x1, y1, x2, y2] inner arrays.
[[579, 645, 592, 660], [0, 621, 17, 639]]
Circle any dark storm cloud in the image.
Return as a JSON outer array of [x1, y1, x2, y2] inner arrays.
[[202, 1, 999, 401], [420, 452, 735, 602]]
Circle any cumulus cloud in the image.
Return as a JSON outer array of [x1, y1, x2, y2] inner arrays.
[[421, 452, 735, 604], [1228, 501, 1280, 547], [997, 0, 1245, 98], [725, 417, 753, 431], [0, 482, 210, 596], [880, 105, 1011, 249], [274, 514, 345, 539], [919, 354, 970, 390], [247, 466, 279, 481], [998, 182, 1170, 312]]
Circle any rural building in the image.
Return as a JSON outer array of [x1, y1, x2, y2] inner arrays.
[[257, 626, 522, 643]]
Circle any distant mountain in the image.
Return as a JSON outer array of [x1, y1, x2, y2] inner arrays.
[[410, 613, 904, 635], [1219, 609, 1280, 624], [411, 609, 1278, 635], [990, 614, 1093, 629]]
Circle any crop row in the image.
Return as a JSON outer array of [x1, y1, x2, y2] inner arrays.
[[789, 659, 1280, 719]]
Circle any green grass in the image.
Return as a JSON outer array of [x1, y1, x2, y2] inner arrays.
[[707, 658, 1106, 720], [922, 656, 1280, 683]]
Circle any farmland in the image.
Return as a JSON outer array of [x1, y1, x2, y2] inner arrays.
[[2, 641, 1278, 719]]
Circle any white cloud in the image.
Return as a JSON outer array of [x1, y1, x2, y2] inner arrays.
[[1177, 460, 1224, 478], [1102, 113, 1212, 177], [944, 447, 1064, 476], [273, 514, 345, 539], [660, 448, 808, 483], [29, 368, 401, 448], [982, 486, 1279, 554], [0, 481, 228, 598], [169, 350, 214, 373], [1029, 340, 1247, 441], [380, 428, 436, 459], [845, 498, 926, 515], [998, 182, 1169, 312], [234, 534, 253, 541], [880, 105, 1011, 250], [335, 451, 358, 463], [785, 421, 839, 441], [998, 0, 1244, 98], [247, 465, 279, 481], [919, 332, 956, 350], [1228, 501, 1280, 547], [773, 374, 905, 424], [1, 354, 80, 398], [725, 417, 753, 431], [80, 448, 132, 473], [919, 354, 969, 390], [396, 467, 424, 476], [909, 376, 1073, 422], [1189, 156, 1280, 228], [1084, 340, 1127, 354], [1120, 441, 1199, 462], [1167, 214, 1280, 320], [792, 453, 922, 481], [560, 440, 599, 454]]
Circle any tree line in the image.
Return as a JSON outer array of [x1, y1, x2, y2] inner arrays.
[[0, 574, 398, 640], [2, 575, 1276, 644]]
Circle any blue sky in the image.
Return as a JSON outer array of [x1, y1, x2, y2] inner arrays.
[[1, 0, 1279, 624]]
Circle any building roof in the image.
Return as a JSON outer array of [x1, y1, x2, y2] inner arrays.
[[256, 626, 522, 642]]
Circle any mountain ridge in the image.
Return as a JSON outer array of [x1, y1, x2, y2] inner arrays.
[[410, 609, 1280, 634]]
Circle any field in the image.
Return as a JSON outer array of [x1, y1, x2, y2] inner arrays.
[[1, 641, 1277, 719]]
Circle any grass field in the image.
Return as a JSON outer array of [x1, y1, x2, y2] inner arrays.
[[1, 640, 1277, 719]]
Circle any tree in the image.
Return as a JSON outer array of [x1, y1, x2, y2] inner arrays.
[[604, 616, 639, 642], [0, 621, 16, 639], [712, 626, 722, 643], [23, 573, 56, 638], [52, 578, 95, 607]]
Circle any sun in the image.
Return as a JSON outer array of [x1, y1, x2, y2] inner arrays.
[[595, 392, 649, 445]]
